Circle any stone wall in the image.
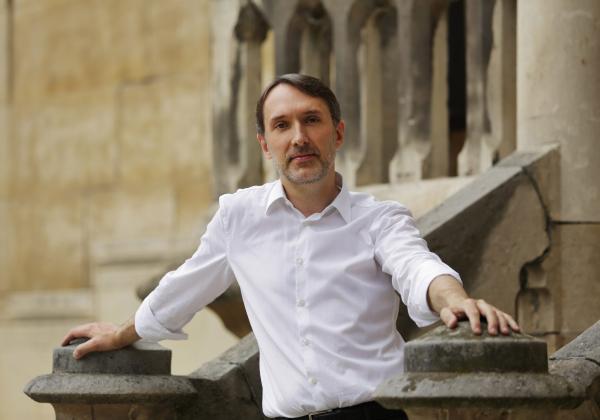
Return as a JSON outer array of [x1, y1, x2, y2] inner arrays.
[[1, 0, 215, 300], [517, 0, 600, 348]]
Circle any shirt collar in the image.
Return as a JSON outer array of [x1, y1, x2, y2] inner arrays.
[[265, 173, 352, 224]]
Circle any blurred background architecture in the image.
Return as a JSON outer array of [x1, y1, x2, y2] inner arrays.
[[2, 0, 600, 418]]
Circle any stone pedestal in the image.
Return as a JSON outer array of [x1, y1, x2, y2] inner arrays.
[[24, 339, 196, 420], [374, 321, 582, 419]]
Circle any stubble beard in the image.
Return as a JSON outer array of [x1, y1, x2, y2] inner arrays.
[[274, 143, 335, 185]]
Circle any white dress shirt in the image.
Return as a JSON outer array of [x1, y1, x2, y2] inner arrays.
[[135, 176, 461, 418]]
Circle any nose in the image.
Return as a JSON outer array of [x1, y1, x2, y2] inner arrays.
[[291, 122, 309, 146]]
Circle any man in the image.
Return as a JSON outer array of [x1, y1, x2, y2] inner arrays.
[[63, 74, 519, 420]]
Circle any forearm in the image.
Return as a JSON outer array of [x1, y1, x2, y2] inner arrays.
[[426, 274, 468, 313], [114, 318, 141, 348]]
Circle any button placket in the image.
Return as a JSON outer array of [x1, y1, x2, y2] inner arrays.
[[295, 220, 319, 396]]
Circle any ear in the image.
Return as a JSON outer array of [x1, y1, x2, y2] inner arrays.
[[334, 120, 345, 150], [257, 133, 272, 159]]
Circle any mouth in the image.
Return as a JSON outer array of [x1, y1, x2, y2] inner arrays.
[[289, 153, 317, 163]]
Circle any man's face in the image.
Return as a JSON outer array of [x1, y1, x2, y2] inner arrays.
[[257, 83, 344, 186]]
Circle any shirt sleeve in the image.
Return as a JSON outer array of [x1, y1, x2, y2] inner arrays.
[[134, 205, 235, 341], [372, 203, 462, 327]]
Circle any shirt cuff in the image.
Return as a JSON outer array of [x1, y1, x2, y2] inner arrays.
[[134, 298, 188, 342], [409, 261, 462, 327]]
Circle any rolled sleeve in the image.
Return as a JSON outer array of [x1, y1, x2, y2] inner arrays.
[[373, 202, 462, 327], [408, 260, 462, 327], [135, 298, 188, 341], [134, 204, 236, 342]]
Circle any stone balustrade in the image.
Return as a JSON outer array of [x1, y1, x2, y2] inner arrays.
[[24, 338, 197, 419], [24, 320, 600, 419], [373, 320, 585, 419], [210, 0, 516, 195]]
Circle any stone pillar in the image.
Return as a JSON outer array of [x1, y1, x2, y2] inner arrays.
[[373, 321, 582, 419], [322, 0, 360, 187], [211, 1, 268, 196], [355, 2, 399, 186], [517, 1, 600, 346], [24, 339, 197, 419], [459, 0, 516, 176], [389, 0, 438, 183]]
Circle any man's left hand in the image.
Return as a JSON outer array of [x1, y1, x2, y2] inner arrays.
[[439, 297, 520, 335], [427, 275, 520, 335]]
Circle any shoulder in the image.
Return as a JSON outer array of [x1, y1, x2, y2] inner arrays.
[[217, 181, 276, 220], [349, 190, 413, 219]]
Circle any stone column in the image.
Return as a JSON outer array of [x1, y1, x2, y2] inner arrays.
[[211, 0, 268, 196], [517, 1, 600, 346], [389, 0, 437, 183], [24, 339, 197, 419], [459, 0, 516, 176]]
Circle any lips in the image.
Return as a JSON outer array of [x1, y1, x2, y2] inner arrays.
[[287, 147, 319, 164], [289, 153, 316, 163]]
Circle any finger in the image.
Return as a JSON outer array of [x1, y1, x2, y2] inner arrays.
[[477, 300, 499, 335], [61, 324, 93, 346], [505, 313, 521, 332], [463, 299, 482, 335], [440, 307, 458, 329], [497, 312, 510, 335]]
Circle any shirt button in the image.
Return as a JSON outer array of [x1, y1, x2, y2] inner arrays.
[[301, 338, 309, 346], [296, 257, 303, 266], [309, 377, 318, 385], [296, 299, 306, 307]]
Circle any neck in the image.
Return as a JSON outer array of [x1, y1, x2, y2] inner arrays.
[[281, 172, 339, 217]]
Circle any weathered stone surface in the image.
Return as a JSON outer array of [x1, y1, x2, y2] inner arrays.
[[374, 321, 581, 411], [4, 0, 215, 298], [549, 320, 600, 419], [54, 339, 171, 375], [25, 373, 196, 405], [184, 334, 265, 420], [551, 320, 600, 364], [24, 339, 196, 407], [555, 224, 600, 340], [5, 191, 87, 291], [359, 176, 474, 219], [396, 149, 551, 340], [517, 0, 600, 222], [459, 0, 516, 176], [376, 371, 579, 410], [405, 322, 548, 374], [211, 0, 267, 196]]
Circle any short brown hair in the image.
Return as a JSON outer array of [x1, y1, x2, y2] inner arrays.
[[255, 74, 341, 135]]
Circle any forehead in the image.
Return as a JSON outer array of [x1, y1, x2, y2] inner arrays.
[[263, 83, 330, 119]]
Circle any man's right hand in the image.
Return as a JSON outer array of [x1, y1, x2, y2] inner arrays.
[[61, 320, 140, 360]]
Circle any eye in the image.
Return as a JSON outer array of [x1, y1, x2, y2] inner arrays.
[[305, 115, 321, 124], [273, 121, 288, 130]]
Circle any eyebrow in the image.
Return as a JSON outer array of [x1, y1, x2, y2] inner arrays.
[[269, 109, 324, 124]]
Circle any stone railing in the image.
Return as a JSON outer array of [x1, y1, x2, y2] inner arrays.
[[24, 335, 265, 420], [24, 322, 600, 419], [374, 319, 600, 419], [24, 339, 197, 419]]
